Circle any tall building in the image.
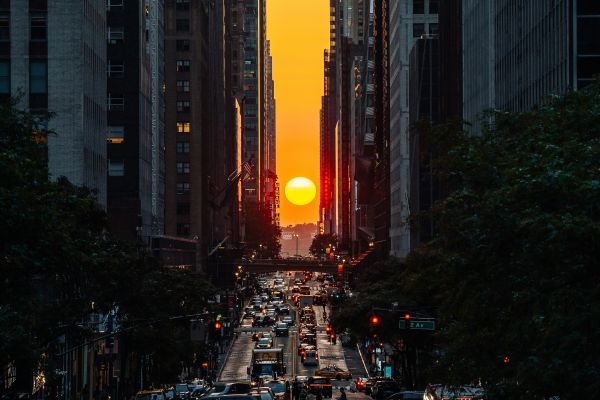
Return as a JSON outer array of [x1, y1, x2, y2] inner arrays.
[[463, 0, 600, 128], [264, 40, 277, 223], [5, 0, 107, 205], [439, 0, 462, 121], [164, 0, 209, 247], [242, 0, 266, 205], [319, 0, 338, 235], [106, 0, 159, 243], [388, 0, 438, 258]]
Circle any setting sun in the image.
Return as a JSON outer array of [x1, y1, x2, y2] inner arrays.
[[285, 177, 317, 206]]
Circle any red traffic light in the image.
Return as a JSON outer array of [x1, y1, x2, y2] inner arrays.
[[404, 313, 411, 320], [214, 322, 222, 330], [370, 315, 380, 325], [503, 356, 510, 364]]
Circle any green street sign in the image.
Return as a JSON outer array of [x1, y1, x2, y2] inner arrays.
[[399, 319, 435, 330]]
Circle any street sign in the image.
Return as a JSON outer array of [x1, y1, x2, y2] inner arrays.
[[399, 319, 435, 330]]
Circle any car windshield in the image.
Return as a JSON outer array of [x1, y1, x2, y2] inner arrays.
[[205, 384, 227, 395], [265, 383, 286, 393]]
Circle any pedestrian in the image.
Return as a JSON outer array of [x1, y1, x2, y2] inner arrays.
[[315, 390, 323, 400], [338, 388, 346, 400]]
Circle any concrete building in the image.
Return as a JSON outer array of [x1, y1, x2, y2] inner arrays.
[[6, 0, 107, 206], [388, 0, 438, 258], [242, 0, 265, 205], [164, 0, 209, 247], [106, 0, 157, 243], [462, 0, 600, 129]]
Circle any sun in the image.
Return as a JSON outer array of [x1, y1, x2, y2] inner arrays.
[[285, 177, 317, 206]]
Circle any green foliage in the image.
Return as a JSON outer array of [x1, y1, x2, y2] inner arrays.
[[0, 101, 215, 377], [245, 203, 282, 258], [399, 82, 600, 397], [309, 233, 338, 256]]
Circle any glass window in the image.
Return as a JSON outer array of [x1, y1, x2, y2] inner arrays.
[[428, 0, 439, 14], [30, 61, 47, 94], [107, 60, 125, 78], [0, 13, 9, 41], [108, 27, 124, 43], [177, 121, 190, 133], [177, 162, 190, 174], [0, 61, 9, 94], [108, 93, 125, 111], [108, 160, 124, 176], [413, 23, 425, 38], [177, 100, 190, 113], [429, 23, 439, 35], [107, 0, 124, 9], [177, 142, 190, 153], [107, 126, 125, 143], [176, 0, 190, 11], [177, 80, 190, 92], [31, 14, 47, 40], [413, 0, 424, 14], [176, 40, 190, 52], [176, 182, 190, 194], [176, 19, 189, 32], [176, 60, 190, 72]]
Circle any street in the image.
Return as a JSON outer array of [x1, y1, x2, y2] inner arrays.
[[219, 272, 370, 400]]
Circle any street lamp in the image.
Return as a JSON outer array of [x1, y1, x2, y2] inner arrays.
[[293, 234, 299, 257]]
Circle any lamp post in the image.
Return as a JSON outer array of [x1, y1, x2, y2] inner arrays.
[[293, 234, 299, 257]]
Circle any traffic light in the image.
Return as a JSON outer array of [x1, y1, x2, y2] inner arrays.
[[503, 356, 510, 364], [370, 315, 380, 326]]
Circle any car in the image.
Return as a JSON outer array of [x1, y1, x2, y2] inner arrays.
[[301, 349, 319, 366], [273, 322, 289, 337], [253, 315, 273, 327], [255, 338, 273, 349], [314, 365, 352, 380], [244, 308, 256, 318], [252, 332, 264, 341], [136, 390, 167, 400], [298, 344, 317, 356], [385, 392, 424, 400], [210, 396, 254, 400], [262, 332, 274, 339], [175, 384, 191, 400], [203, 383, 253, 398], [306, 377, 332, 398], [190, 387, 208, 400], [365, 378, 394, 395], [282, 316, 294, 326], [262, 381, 289, 400], [353, 377, 368, 392], [423, 385, 485, 400], [371, 381, 401, 400], [278, 305, 290, 315]]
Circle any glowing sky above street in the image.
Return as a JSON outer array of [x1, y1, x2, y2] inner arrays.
[[267, 0, 329, 226]]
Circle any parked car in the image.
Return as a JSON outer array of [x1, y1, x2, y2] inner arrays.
[[314, 365, 352, 380], [136, 390, 167, 400]]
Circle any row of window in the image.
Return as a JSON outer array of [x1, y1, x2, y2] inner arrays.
[[107, 60, 191, 78], [0, 13, 47, 42], [0, 60, 47, 95]]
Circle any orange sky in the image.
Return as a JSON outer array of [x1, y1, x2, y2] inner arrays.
[[267, 0, 329, 227]]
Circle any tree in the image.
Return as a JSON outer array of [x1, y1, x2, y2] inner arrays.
[[244, 203, 282, 258], [399, 82, 600, 398], [0, 101, 215, 392], [309, 233, 338, 257]]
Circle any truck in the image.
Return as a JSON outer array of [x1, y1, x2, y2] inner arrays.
[[248, 348, 286, 381], [298, 295, 314, 307]]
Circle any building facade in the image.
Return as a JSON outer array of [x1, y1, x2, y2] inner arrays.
[[463, 0, 600, 129], [6, 0, 107, 206], [388, 0, 438, 258], [106, 0, 156, 243], [164, 0, 209, 247]]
